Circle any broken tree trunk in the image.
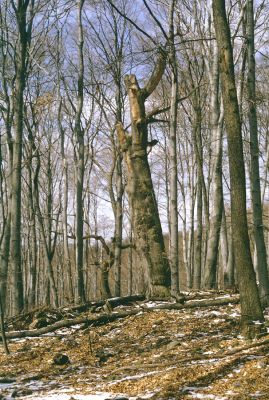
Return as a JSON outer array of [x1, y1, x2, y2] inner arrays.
[[116, 49, 171, 299]]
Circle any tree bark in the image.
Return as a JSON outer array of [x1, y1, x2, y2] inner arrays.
[[204, 43, 224, 289], [168, 0, 180, 297], [10, 0, 33, 315], [74, 0, 86, 303], [246, 0, 269, 307], [192, 107, 203, 290], [212, 0, 264, 334], [116, 51, 171, 298]]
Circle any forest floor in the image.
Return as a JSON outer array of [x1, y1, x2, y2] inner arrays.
[[1, 292, 269, 399]]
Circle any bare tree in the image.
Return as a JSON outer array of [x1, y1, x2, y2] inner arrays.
[[213, 0, 264, 336]]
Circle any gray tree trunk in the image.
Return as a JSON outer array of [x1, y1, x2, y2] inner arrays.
[[168, 0, 180, 297], [74, 0, 86, 303], [213, 0, 264, 335], [204, 43, 224, 289], [10, 0, 34, 314], [246, 0, 269, 307], [192, 106, 203, 290]]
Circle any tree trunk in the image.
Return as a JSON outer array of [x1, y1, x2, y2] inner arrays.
[[192, 106, 203, 290], [116, 53, 171, 298], [213, 0, 264, 335], [224, 226, 235, 289], [168, 0, 180, 297], [220, 206, 229, 280], [113, 152, 123, 297], [246, 0, 269, 307], [193, 174, 202, 290], [10, 0, 32, 314], [204, 43, 224, 289], [74, 0, 86, 303], [0, 213, 10, 312]]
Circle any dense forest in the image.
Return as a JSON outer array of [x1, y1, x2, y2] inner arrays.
[[1, 0, 269, 338]]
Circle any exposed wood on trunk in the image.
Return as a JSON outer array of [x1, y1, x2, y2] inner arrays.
[[116, 49, 171, 299]]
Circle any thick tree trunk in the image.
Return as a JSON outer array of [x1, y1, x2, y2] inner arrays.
[[116, 56, 171, 298], [213, 0, 264, 335], [246, 0, 269, 307]]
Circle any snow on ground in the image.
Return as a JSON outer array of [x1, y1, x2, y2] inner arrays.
[[1, 293, 269, 399]]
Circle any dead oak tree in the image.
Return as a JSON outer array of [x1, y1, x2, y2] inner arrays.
[[116, 49, 171, 299]]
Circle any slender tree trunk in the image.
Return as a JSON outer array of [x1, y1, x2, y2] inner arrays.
[[193, 174, 202, 290], [204, 45, 224, 288], [75, 0, 86, 303], [27, 167, 37, 309], [220, 206, 229, 279], [10, 0, 32, 314], [192, 106, 203, 290], [0, 213, 10, 312], [213, 0, 264, 334], [246, 0, 269, 307], [127, 228, 133, 296], [224, 225, 235, 288], [59, 105, 74, 303], [168, 0, 180, 297], [114, 152, 123, 297]]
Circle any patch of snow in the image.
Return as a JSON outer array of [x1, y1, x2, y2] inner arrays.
[[210, 311, 223, 316], [105, 369, 176, 386], [19, 390, 117, 399], [213, 319, 225, 324], [174, 333, 185, 338], [248, 392, 265, 398], [229, 312, 240, 318], [189, 393, 228, 400], [190, 358, 219, 365]]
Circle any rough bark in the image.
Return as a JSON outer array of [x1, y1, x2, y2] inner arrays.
[[212, 0, 264, 334], [116, 51, 171, 298]]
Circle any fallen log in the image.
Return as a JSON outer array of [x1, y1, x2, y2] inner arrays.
[[4, 295, 240, 340], [54, 294, 146, 314]]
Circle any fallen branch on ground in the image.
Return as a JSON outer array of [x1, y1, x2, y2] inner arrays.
[[4, 296, 240, 340]]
